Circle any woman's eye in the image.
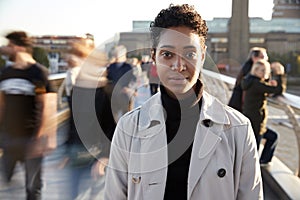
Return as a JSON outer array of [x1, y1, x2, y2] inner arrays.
[[185, 52, 197, 59], [161, 51, 173, 58]]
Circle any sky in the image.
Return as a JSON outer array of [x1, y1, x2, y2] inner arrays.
[[0, 0, 274, 46]]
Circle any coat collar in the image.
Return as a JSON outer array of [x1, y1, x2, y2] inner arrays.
[[200, 91, 230, 125], [135, 90, 232, 198], [138, 90, 230, 134]]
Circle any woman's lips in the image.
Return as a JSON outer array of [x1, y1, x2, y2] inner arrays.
[[168, 76, 188, 84]]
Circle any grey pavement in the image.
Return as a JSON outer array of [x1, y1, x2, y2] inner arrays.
[[0, 122, 105, 200]]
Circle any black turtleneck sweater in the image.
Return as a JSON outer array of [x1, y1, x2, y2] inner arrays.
[[161, 82, 202, 200]]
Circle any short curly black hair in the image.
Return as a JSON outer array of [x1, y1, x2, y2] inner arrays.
[[150, 4, 208, 49]]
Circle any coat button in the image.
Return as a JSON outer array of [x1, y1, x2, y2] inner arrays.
[[132, 176, 141, 184], [217, 168, 226, 178], [202, 119, 213, 127]]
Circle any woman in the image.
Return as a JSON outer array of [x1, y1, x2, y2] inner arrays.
[[228, 47, 268, 112], [241, 59, 282, 165], [105, 4, 262, 200]]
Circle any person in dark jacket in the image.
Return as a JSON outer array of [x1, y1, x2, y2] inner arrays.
[[106, 45, 136, 121], [241, 59, 282, 165], [228, 47, 268, 112]]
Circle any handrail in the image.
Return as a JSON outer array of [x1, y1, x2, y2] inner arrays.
[[202, 69, 300, 177], [48, 72, 66, 81]]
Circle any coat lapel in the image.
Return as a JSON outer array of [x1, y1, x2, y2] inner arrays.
[[187, 92, 229, 199], [188, 124, 222, 199]]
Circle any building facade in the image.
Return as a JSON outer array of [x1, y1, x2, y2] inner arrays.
[[116, 0, 300, 75], [31, 33, 94, 73]]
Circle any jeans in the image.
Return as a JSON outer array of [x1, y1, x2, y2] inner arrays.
[[257, 128, 279, 163], [1, 147, 42, 200]]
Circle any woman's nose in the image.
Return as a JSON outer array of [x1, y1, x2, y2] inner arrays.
[[171, 55, 186, 71]]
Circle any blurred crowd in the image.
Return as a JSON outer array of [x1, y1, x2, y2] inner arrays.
[[0, 30, 159, 200]]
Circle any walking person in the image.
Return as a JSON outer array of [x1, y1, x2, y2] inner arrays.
[[65, 42, 116, 199], [65, 47, 82, 109], [104, 4, 263, 200], [106, 45, 136, 121], [0, 31, 52, 200], [241, 59, 282, 165], [228, 47, 268, 112]]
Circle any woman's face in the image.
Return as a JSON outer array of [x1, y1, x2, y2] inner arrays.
[[154, 26, 205, 99], [255, 65, 270, 80]]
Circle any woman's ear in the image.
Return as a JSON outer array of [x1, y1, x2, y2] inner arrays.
[[201, 46, 207, 63], [151, 48, 156, 62]]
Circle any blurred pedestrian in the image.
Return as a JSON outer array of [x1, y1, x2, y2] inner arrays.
[[128, 57, 142, 78], [65, 50, 82, 109], [127, 57, 151, 108], [241, 59, 282, 165], [106, 45, 136, 121], [65, 42, 116, 199], [105, 4, 263, 200], [228, 47, 268, 112], [0, 31, 53, 200], [148, 60, 159, 95]]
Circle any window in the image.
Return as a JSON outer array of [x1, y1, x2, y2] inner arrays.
[[249, 38, 265, 43], [211, 38, 228, 43]]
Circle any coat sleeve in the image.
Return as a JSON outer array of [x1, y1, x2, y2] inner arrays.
[[256, 80, 282, 95], [104, 118, 130, 200], [236, 120, 264, 199]]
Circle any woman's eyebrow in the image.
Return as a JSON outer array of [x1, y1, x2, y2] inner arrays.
[[158, 45, 197, 50], [183, 45, 196, 49], [158, 45, 175, 49]]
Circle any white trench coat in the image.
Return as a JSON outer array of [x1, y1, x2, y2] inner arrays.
[[105, 91, 263, 200]]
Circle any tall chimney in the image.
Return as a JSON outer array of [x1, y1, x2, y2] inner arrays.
[[228, 0, 250, 67]]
